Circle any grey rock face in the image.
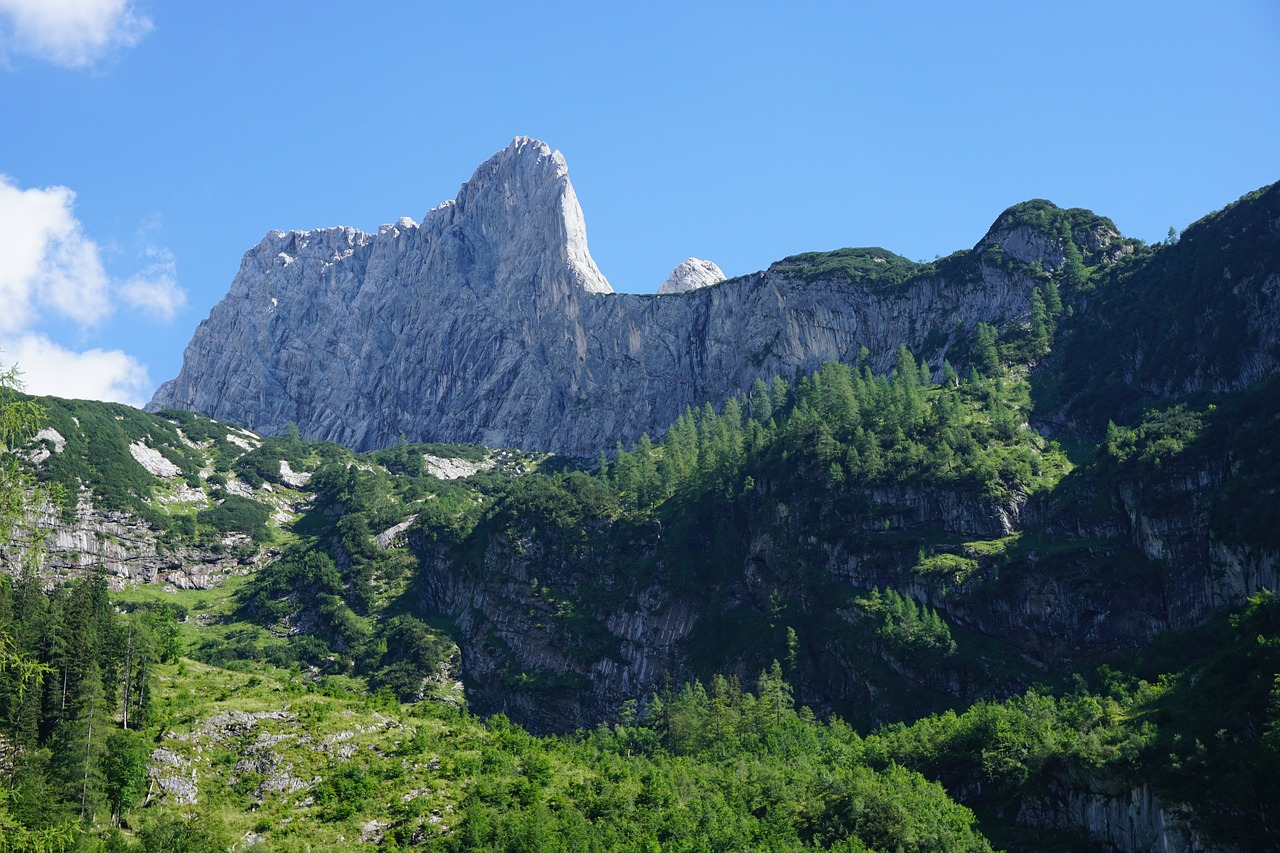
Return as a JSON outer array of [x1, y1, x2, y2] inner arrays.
[[1018, 783, 1211, 853], [657, 257, 725, 294], [149, 138, 1063, 456], [1, 495, 263, 591]]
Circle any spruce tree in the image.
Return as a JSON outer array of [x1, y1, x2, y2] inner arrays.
[[768, 376, 789, 417], [943, 360, 959, 389], [1061, 236, 1089, 293], [974, 323, 1000, 375], [1043, 280, 1063, 320], [1030, 288, 1050, 356], [749, 377, 772, 424]]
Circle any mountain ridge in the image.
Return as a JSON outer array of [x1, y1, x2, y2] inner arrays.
[[150, 138, 1142, 456]]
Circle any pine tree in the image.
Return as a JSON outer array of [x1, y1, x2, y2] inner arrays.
[[721, 398, 744, 433], [1061, 235, 1089, 293], [630, 433, 661, 507], [1030, 288, 1050, 356], [103, 729, 149, 825], [768, 376, 789, 418], [974, 323, 1000, 375], [755, 661, 794, 725], [814, 424, 838, 464], [47, 660, 110, 819], [892, 345, 927, 430], [817, 362, 859, 431], [1043, 280, 1063, 320], [894, 344, 919, 385], [749, 377, 772, 424], [942, 360, 959, 390]]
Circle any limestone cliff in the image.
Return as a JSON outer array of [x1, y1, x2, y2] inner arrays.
[[150, 139, 1114, 455]]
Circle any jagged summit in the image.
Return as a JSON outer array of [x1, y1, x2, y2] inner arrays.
[[217, 137, 612, 304], [423, 137, 613, 296], [149, 138, 627, 449]]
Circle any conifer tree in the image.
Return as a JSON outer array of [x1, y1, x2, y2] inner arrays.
[[942, 360, 959, 390], [1043, 280, 1063, 321], [1030, 288, 1050, 356], [768, 376, 789, 418], [756, 660, 794, 725], [749, 377, 772, 424], [1061, 233, 1089, 293], [974, 323, 1000, 375], [103, 728, 149, 826]]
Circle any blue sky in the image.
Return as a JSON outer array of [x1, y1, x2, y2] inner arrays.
[[2, 1, 1277, 406]]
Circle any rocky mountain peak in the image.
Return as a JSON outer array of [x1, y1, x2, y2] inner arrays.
[[657, 258, 725, 295], [425, 136, 613, 296], [148, 138, 619, 447], [977, 199, 1125, 270]]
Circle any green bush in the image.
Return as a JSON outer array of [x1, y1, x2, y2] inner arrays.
[[197, 495, 272, 542]]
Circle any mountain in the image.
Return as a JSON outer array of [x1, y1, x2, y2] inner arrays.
[[10, 145, 1280, 849], [149, 138, 1133, 455]]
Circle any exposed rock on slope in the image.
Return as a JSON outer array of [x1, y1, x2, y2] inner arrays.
[[406, 452, 1278, 733], [4, 496, 258, 590], [150, 139, 1112, 455], [2, 398, 310, 591]]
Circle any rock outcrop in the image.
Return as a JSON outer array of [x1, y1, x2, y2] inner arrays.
[[657, 257, 725, 294], [1017, 783, 1212, 853], [150, 138, 1089, 456], [3, 495, 261, 590]]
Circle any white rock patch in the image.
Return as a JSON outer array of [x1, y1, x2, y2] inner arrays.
[[223, 478, 256, 498], [158, 483, 209, 508], [423, 454, 493, 480], [35, 427, 66, 452], [175, 428, 210, 450], [129, 442, 183, 479], [26, 427, 66, 464], [279, 460, 311, 488], [226, 432, 259, 451], [375, 515, 418, 549]]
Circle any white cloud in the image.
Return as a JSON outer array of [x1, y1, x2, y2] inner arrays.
[[0, 0, 151, 67], [0, 175, 185, 406], [0, 176, 112, 333], [120, 246, 185, 320], [1, 332, 150, 406]]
